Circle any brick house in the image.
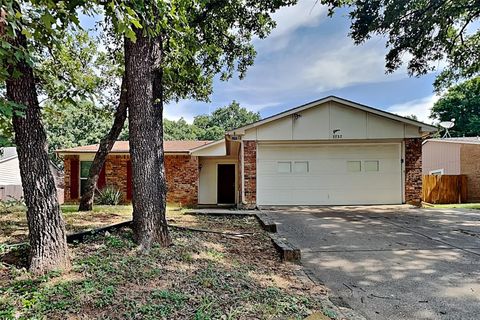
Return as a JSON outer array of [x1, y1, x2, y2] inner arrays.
[[57, 96, 437, 207], [422, 137, 480, 202]]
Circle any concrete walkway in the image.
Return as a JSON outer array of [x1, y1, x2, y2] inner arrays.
[[265, 206, 480, 320]]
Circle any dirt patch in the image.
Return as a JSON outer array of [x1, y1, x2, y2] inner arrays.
[[0, 208, 332, 319]]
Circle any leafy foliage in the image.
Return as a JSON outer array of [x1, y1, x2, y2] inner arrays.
[[102, 0, 297, 103], [431, 76, 480, 137], [163, 101, 261, 141], [43, 101, 127, 166], [193, 101, 260, 140], [320, 0, 480, 91], [95, 186, 123, 206]]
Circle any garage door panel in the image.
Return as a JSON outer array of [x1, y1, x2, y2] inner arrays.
[[257, 144, 402, 205]]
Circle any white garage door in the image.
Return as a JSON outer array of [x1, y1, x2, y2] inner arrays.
[[257, 143, 402, 205]]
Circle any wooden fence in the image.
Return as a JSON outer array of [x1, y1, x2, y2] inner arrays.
[[422, 175, 467, 204]]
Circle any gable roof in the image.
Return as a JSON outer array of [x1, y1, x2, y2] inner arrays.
[[227, 95, 438, 135], [56, 140, 213, 154], [424, 137, 480, 145]]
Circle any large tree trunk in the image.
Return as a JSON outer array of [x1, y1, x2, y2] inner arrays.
[[125, 31, 171, 250], [6, 33, 70, 274], [78, 78, 128, 211]]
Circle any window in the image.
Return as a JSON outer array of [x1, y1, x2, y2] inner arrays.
[[277, 161, 291, 173], [294, 161, 309, 173], [347, 161, 361, 172], [80, 161, 92, 196], [429, 169, 444, 176], [364, 160, 379, 172]]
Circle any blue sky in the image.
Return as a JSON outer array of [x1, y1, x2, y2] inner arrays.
[[82, 1, 440, 124], [164, 2, 439, 124]]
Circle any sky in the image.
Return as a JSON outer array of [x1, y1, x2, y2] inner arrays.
[[82, 1, 441, 125]]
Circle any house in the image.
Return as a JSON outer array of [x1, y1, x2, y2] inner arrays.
[[422, 137, 480, 202], [0, 147, 64, 202], [57, 96, 437, 207]]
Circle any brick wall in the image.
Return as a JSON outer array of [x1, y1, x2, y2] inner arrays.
[[63, 154, 199, 206], [164, 155, 199, 206], [63, 154, 79, 202], [105, 155, 130, 202], [243, 141, 257, 207], [405, 138, 422, 205], [460, 144, 480, 202]]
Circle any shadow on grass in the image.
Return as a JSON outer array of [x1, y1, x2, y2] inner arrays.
[[1, 224, 326, 320]]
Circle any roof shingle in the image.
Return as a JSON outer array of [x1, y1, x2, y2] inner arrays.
[[56, 140, 213, 154]]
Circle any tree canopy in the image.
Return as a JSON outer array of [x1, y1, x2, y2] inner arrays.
[[164, 101, 260, 141], [193, 101, 260, 140], [320, 0, 480, 91], [431, 76, 480, 137]]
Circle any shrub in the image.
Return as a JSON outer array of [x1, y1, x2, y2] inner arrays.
[[0, 196, 26, 214], [95, 186, 123, 205]]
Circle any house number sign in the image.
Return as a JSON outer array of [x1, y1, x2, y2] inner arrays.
[[332, 129, 343, 139]]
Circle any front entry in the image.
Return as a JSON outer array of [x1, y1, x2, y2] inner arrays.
[[217, 164, 236, 204]]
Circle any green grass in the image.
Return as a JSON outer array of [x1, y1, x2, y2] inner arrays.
[[1, 215, 326, 319], [430, 203, 480, 209], [60, 204, 133, 215]]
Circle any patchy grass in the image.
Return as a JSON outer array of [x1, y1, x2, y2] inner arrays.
[[0, 205, 133, 244], [430, 203, 480, 210], [0, 207, 331, 319]]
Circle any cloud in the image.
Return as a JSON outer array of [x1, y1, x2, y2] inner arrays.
[[270, 2, 327, 36], [254, 1, 328, 52], [304, 42, 405, 91], [387, 95, 439, 124]]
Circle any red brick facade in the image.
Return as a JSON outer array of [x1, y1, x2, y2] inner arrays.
[[164, 155, 199, 205], [405, 138, 423, 205], [63, 155, 79, 202], [105, 155, 130, 200], [242, 141, 257, 207], [64, 154, 199, 206], [460, 144, 480, 202]]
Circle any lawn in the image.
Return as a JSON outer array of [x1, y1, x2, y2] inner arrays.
[[430, 203, 480, 210], [0, 205, 332, 319]]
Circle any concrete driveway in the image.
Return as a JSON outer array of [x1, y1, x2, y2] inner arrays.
[[265, 206, 480, 320]]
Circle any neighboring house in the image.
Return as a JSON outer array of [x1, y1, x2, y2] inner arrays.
[[57, 96, 437, 207], [422, 137, 480, 202], [0, 147, 23, 201], [0, 147, 64, 202]]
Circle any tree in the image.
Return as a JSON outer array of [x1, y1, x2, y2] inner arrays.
[[431, 76, 480, 137], [102, 0, 295, 250], [193, 101, 260, 140], [404, 114, 418, 121], [78, 80, 127, 211], [320, 0, 480, 91], [164, 118, 200, 140], [0, 2, 80, 274], [33, 26, 127, 211]]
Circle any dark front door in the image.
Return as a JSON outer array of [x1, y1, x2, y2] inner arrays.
[[217, 164, 236, 204]]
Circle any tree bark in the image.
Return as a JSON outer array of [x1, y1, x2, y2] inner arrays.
[[125, 30, 171, 250], [6, 33, 70, 274], [78, 78, 128, 211]]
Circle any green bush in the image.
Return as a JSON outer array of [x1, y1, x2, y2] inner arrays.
[[0, 196, 26, 214], [95, 186, 123, 205]]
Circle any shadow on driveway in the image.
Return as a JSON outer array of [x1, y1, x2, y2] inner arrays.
[[264, 206, 480, 320]]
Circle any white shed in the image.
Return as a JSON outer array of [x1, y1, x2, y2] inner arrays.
[[0, 147, 64, 203], [0, 147, 23, 200]]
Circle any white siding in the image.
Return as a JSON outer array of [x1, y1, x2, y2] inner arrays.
[[0, 157, 22, 185], [422, 141, 461, 175], [243, 101, 423, 141], [198, 158, 238, 204]]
